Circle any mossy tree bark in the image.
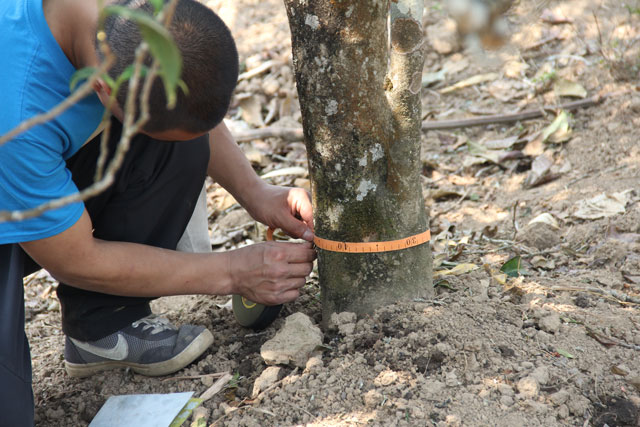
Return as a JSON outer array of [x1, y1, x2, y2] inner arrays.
[[283, 0, 432, 322]]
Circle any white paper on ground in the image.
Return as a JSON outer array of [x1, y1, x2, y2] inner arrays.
[[89, 392, 194, 427]]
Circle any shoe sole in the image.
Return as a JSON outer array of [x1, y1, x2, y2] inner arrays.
[[65, 329, 214, 378]]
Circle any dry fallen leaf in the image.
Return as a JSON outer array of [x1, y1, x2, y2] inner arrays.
[[487, 80, 520, 102], [439, 73, 499, 94], [611, 365, 630, 377], [554, 78, 587, 98], [484, 135, 519, 150], [210, 229, 232, 247], [485, 264, 508, 285], [242, 143, 268, 166], [260, 166, 308, 180], [442, 54, 469, 75], [503, 60, 529, 78], [607, 226, 640, 243], [530, 154, 552, 174], [238, 96, 265, 127], [278, 92, 296, 119], [423, 69, 446, 87], [293, 178, 310, 191], [430, 189, 465, 201], [540, 8, 573, 25], [524, 154, 553, 187], [523, 135, 544, 157], [433, 263, 478, 278], [528, 212, 560, 228], [574, 190, 634, 219], [530, 255, 556, 270], [465, 140, 508, 165], [627, 377, 640, 392], [211, 189, 237, 212]]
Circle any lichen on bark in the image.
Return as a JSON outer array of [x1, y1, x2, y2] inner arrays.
[[284, 0, 433, 322]]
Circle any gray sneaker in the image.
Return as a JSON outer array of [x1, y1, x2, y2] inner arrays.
[[64, 314, 213, 378]]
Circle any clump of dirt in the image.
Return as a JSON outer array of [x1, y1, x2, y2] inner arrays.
[[24, 0, 640, 426]]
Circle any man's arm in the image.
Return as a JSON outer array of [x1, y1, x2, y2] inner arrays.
[[208, 122, 314, 241], [20, 210, 315, 305], [207, 121, 264, 209]]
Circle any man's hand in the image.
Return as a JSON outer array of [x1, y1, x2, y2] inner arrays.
[[228, 240, 316, 305], [246, 183, 314, 242], [206, 123, 314, 241]]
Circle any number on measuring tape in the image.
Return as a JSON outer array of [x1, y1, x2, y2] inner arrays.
[[314, 230, 430, 253]]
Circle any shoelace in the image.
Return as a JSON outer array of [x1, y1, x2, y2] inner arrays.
[[131, 314, 176, 335]]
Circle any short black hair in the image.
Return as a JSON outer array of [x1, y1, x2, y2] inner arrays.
[[100, 0, 238, 134]]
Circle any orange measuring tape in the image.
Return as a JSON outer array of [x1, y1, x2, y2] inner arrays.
[[313, 230, 431, 253], [267, 228, 430, 253]]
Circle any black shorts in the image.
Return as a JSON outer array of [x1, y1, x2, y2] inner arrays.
[[0, 244, 34, 427]]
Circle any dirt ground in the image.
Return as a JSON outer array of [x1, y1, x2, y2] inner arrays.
[[25, 0, 640, 426]]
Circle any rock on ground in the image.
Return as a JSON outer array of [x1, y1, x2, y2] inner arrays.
[[251, 366, 282, 398], [260, 312, 323, 368]]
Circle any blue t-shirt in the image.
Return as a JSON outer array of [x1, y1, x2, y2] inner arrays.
[[0, 0, 105, 244]]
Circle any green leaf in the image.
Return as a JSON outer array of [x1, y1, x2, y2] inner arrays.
[[101, 73, 116, 90], [314, 343, 333, 352], [556, 348, 575, 359], [561, 316, 582, 325], [227, 372, 240, 388], [434, 279, 457, 291], [169, 397, 203, 427], [103, 5, 182, 109], [542, 110, 571, 143], [69, 67, 97, 91], [114, 64, 149, 91], [177, 79, 189, 96], [500, 256, 523, 278], [149, 0, 164, 15]]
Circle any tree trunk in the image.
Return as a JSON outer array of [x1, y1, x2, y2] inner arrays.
[[283, 0, 432, 322]]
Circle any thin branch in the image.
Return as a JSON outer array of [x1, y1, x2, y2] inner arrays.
[[551, 286, 640, 305], [94, 119, 112, 182], [161, 372, 229, 382], [93, 75, 122, 183], [159, 0, 180, 26], [283, 401, 315, 419], [233, 127, 304, 143], [248, 367, 299, 405], [85, 43, 157, 201], [122, 44, 148, 131], [585, 326, 640, 351], [93, 6, 118, 182], [237, 59, 279, 82], [199, 372, 233, 402], [421, 94, 606, 131]]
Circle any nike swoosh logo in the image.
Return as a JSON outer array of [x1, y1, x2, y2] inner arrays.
[[70, 335, 129, 361]]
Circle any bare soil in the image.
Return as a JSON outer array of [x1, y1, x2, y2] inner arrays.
[[25, 0, 640, 425]]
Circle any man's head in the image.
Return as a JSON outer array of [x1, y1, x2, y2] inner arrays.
[[97, 0, 238, 138]]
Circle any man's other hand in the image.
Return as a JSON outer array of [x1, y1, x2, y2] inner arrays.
[[248, 184, 314, 242]]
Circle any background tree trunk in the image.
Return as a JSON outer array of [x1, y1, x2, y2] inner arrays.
[[283, 0, 432, 322]]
